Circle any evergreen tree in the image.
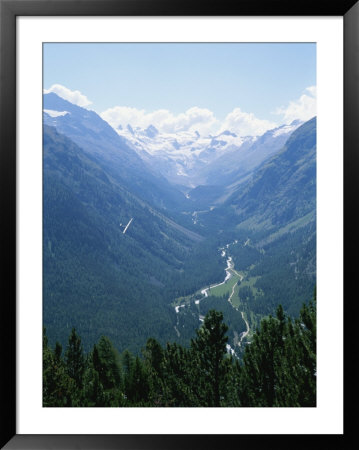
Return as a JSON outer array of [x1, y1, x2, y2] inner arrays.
[[43, 329, 77, 406], [144, 338, 164, 377], [96, 336, 122, 391], [221, 356, 241, 407], [163, 342, 198, 407], [122, 350, 133, 378], [143, 337, 165, 405], [91, 336, 124, 406], [126, 356, 151, 405], [54, 341, 62, 363], [240, 314, 281, 406], [191, 310, 229, 406], [81, 367, 106, 407], [65, 328, 85, 390], [239, 299, 316, 407]]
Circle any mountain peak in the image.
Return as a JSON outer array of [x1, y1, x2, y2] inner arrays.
[[219, 130, 237, 138], [145, 124, 159, 138], [44, 92, 80, 112], [290, 119, 303, 126]]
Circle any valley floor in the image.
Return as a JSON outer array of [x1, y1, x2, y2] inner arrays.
[[173, 239, 254, 354]]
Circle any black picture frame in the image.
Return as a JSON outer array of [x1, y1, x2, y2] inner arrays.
[[1, 0, 357, 448]]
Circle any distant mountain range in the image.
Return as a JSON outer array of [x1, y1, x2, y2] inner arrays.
[[44, 92, 302, 191], [114, 117, 302, 188]]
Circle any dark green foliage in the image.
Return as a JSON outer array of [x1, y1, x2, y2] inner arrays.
[[95, 336, 122, 390], [167, 239, 225, 299], [81, 367, 106, 407], [249, 225, 316, 317], [125, 356, 151, 406], [143, 338, 165, 405], [43, 329, 77, 407], [65, 328, 85, 389], [199, 295, 247, 340], [239, 299, 316, 406], [161, 342, 199, 406], [190, 310, 229, 406], [228, 243, 262, 272], [43, 125, 203, 353], [43, 299, 316, 407], [54, 341, 62, 363]]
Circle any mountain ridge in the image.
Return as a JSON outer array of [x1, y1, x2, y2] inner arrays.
[[113, 118, 302, 188], [43, 124, 209, 352], [43, 92, 187, 211]]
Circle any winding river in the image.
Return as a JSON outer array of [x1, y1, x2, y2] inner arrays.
[[174, 241, 250, 353]]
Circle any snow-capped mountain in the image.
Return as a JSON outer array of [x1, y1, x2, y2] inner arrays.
[[42, 92, 187, 210], [115, 125, 256, 187], [114, 121, 302, 188], [42, 92, 302, 191], [200, 120, 304, 187]]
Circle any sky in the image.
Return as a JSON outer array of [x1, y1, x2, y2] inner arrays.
[[43, 43, 316, 136]]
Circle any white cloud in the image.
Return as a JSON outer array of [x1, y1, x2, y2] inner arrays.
[[220, 108, 277, 137], [101, 105, 276, 137], [43, 84, 316, 137], [101, 106, 220, 136], [274, 86, 316, 123], [161, 107, 219, 135], [44, 84, 92, 108]]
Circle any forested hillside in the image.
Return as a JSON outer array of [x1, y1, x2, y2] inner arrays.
[[172, 119, 316, 339], [44, 125, 207, 352]]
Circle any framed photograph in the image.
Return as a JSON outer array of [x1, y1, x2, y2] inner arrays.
[[1, 0, 356, 448]]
